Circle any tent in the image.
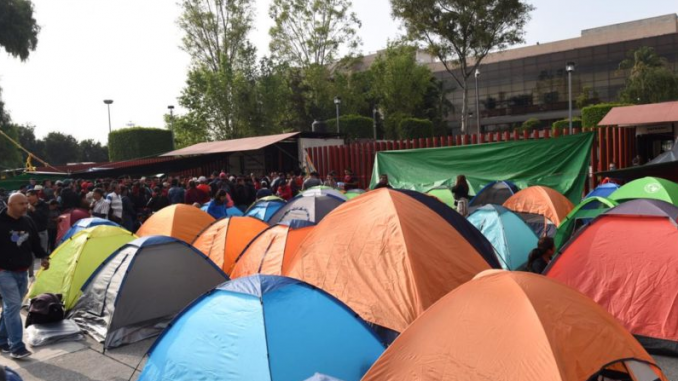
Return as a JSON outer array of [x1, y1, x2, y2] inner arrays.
[[136, 204, 215, 243], [192, 217, 269, 275], [286, 188, 494, 337], [55, 208, 90, 243], [201, 201, 244, 219], [304, 374, 345, 381], [301, 187, 348, 201], [468, 180, 519, 208], [503, 186, 574, 237], [58, 217, 120, 245], [609, 176, 678, 205], [138, 275, 385, 381], [245, 196, 286, 222], [28, 226, 136, 310], [231, 224, 314, 279], [546, 199, 678, 355], [425, 187, 455, 208], [362, 271, 667, 381], [585, 182, 620, 200], [69, 236, 228, 348], [344, 189, 365, 200], [554, 196, 618, 250], [468, 205, 538, 270], [268, 191, 345, 225]]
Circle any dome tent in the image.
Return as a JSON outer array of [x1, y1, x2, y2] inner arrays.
[[58, 217, 120, 245], [503, 185, 574, 237], [245, 196, 286, 222], [136, 204, 215, 243]]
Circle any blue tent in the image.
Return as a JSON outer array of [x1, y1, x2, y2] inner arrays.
[[304, 374, 346, 381], [59, 217, 120, 244], [139, 275, 385, 381], [469, 181, 519, 208], [468, 205, 538, 270], [584, 183, 620, 200], [245, 198, 286, 222], [202, 202, 244, 219]]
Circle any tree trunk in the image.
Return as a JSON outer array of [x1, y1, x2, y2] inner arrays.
[[460, 81, 469, 134]]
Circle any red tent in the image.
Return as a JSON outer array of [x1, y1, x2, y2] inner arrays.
[[546, 199, 678, 355]]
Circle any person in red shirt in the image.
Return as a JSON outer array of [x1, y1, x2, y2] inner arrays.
[[276, 182, 293, 201], [184, 180, 207, 205], [196, 176, 212, 202]]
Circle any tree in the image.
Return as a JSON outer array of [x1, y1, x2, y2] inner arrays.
[[0, 0, 40, 61], [79, 139, 109, 162], [0, 124, 22, 170], [269, 0, 361, 68], [617, 47, 678, 104], [41, 132, 80, 165], [391, 0, 533, 133]]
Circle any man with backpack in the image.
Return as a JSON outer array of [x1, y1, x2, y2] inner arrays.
[[0, 193, 50, 359]]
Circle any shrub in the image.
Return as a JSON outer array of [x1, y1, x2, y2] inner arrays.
[[398, 118, 434, 139], [581, 103, 630, 128], [518, 118, 541, 131], [552, 117, 582, 132], [108, 127, 174, 162], [325, 114, 374, 140]]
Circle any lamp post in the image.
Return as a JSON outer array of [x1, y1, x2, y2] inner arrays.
[[474, 68, 481, 135], [372, 105, 379, 140], [168, 105, 175, 149], [334, 96, 342, 133], [103, 99, 113, 134], [566, 62, 576, 134]]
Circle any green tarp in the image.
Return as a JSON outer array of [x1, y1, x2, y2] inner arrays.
[[370, 133, 594, 203], [0, 172, 68, 191]]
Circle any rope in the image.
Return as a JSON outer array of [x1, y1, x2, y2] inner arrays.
[[0, 129, 63, 173]]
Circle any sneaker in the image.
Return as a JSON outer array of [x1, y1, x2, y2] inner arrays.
[[0, 343, 9, 353], [10, 348, 32, 359]]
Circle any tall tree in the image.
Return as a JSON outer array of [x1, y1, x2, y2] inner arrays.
[[269, 0, 362, 68], [177, 0, 256, 139], [390, 0, 533, 133], [41, 132, 80, 165], [79, 139, 109, 163], [618, 46, 678, 104], [15, 124, 44, 160], [0, 0, 40, 61]]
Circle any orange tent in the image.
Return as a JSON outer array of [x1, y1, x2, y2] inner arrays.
[[503, 186, 574, 236], [286, 188, 491, 334], [192, 217, 269, 275], [230, 224, 313, 279], [136, 204, 215, 244], [363, 270, 667, 381]]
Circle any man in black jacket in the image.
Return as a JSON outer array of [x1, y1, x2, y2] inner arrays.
[[0, 193, 50, 359]]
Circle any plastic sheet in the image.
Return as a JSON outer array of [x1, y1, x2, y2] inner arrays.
[[26, 319, 83, 347]]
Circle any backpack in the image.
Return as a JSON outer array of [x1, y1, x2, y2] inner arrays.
[[25, 293, 65, 328]]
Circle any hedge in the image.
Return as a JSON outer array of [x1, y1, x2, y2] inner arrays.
[[398, 118, 434, 139], [326, 114, 374, 140], [518, 118, 541, 131], [581, 103, 630, 128], [108, 127, 174, 162], [552, 117, 582, 132]]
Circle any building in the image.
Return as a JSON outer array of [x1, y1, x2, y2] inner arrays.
[[361, 14, 678, 134]]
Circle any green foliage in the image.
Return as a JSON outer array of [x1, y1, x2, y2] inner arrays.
[[575, 86, 599, 109], [269, 0, 361, 68], [519, 118, 541, 131], [0, 124, 22, 169], [326, 114, 374, 140], [79, 139, 108, 162], [0, 0, 40, 61], [108, 128, 173, 162], [390, 0, 533, 132], [41, 132, 80, 165], [398, 118, 434, 139], [617, 47, 678, 104], [551, 118, 582, 132], [581, 103, 629, 128]]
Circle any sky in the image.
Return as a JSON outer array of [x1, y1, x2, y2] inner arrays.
[[0, 0, 677, 143]]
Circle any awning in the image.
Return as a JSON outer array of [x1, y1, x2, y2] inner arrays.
[[597, 160, 678, 182], [599, 101, 678, 126], [161, 132, 300, 157]]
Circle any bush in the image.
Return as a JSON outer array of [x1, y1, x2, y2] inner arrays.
[[518, 118, 541, 131], [581, 103, 630, 128], [325, 114, 374, 140], [552, 117, 582, 132], [398, 118, 434, 139], [108, 127, 174, 162]]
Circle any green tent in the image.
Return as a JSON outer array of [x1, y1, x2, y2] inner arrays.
[[609, 177, 678, 205], [345, 189, 366, 200], [554, 196, 618, 250], [28, 225, 136, 310], [370, 133, 594, 203], [426, 187, 455, 208]]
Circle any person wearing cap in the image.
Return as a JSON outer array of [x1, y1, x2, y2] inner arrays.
[[196, 177, 212, 201], [59, 180, 80, 210], [302, 172, 323, 190]]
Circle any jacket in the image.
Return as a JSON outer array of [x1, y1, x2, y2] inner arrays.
[[0, 209, 49, 271]]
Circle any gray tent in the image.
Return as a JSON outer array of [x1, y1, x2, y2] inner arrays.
[[648, 138, 678, 164], [268, 192, 345, 225], [69, 236, 228, 348]]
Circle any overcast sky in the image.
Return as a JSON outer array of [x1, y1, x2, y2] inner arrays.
[[0, 0, 677, 143]]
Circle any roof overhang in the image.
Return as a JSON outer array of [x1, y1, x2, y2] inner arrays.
[[161, 132, 301, 157], [598, 101, 678, 126]]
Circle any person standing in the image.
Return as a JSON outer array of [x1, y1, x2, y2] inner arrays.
[[120, 186, 136, 232], [106, 184, 123, 224], [26, 190, 49, 278], [527, 237, 555, 274], [47, 200, 60, 252], [0, 193, 50, 359], [90, 189, 111, 219], [302, 172, 323, 190], [451, 175, 470, 217], [168, 179, 185, 205], [343, 169, 359, 191]]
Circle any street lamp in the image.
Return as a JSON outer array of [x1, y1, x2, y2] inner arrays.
[[372, 105, 379, 140], [103, 99, 113, 134], [334, 96, 342, 133], [474, 68, 481, 135], [168, 105, 175, 149], [566, 62, 576, 134]]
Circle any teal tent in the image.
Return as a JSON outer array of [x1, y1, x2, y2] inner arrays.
[[468, 205, 538, 270], [370, 133, 594, 203]]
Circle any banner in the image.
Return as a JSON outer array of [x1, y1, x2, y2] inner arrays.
[[370, 133, 594, 203]]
